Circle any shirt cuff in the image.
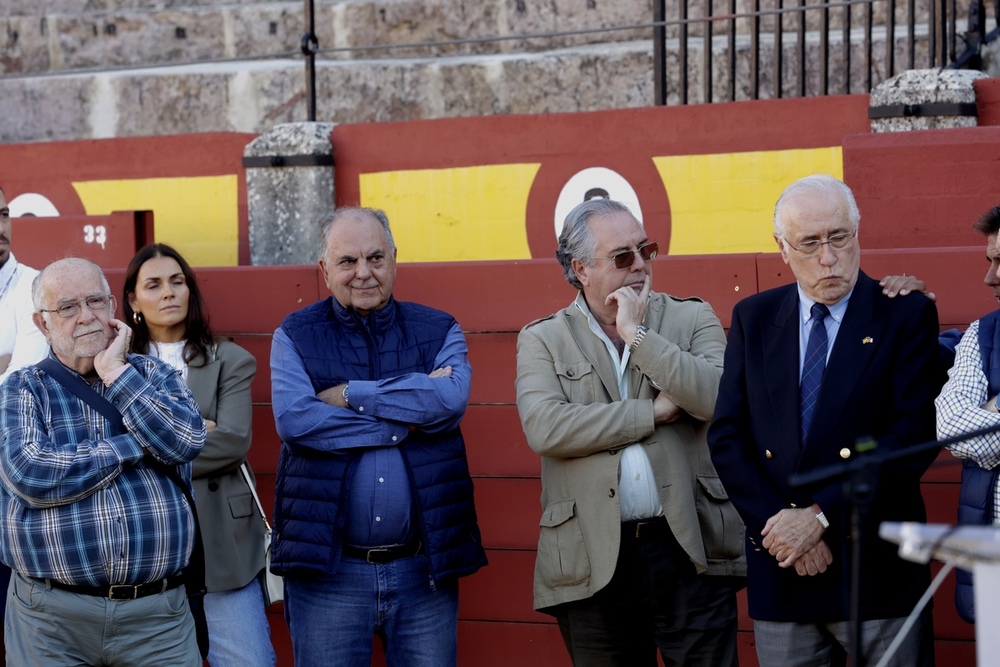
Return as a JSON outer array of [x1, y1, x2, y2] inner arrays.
[[102, 365, 129, 387]]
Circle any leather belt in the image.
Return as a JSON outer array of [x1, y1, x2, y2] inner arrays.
[[343, 540, 422, 564], [40, 573, 186, 601], [622, 516, 668, 539]]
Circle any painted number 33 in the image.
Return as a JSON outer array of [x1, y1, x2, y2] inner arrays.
[[83, 224, 107, 250]]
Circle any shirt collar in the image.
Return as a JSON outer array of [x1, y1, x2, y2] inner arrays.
[[796, 282, 852, 324]]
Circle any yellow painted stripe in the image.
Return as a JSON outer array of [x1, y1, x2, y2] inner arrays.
[[360, 164, 539, 262], [73, 176, 240, 267], [653, 148, 844, 255]]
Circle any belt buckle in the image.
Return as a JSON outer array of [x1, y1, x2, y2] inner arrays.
[[634, 519, 658, 539], [108, 585, 138, 601], [366, 548, 389, 564]]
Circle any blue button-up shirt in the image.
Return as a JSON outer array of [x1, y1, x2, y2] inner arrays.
[[0, 354, 205, 586]]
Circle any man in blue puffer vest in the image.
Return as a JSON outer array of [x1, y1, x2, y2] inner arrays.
[[936, 204, 1000, 624], [269, 207, 487, 667]]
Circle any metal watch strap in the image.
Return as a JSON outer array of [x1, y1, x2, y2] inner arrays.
[[629, 325, 649, 353], [812, 503, 829, 529]]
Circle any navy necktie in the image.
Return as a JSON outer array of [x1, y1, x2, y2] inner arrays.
[[800, 303, 830, 443]]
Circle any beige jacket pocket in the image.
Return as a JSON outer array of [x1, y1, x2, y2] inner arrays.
[[536, 499, 591, 587]]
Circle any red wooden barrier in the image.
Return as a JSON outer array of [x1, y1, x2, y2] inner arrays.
[[13, 211, 154, 270], [92, 248, 985, 666]]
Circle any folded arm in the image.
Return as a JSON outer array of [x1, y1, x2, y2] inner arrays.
[[937, 320, 1000, 469], [191, 345, 256, 478]]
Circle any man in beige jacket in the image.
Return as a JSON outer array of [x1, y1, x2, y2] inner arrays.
[[515, 198, 746, 667]]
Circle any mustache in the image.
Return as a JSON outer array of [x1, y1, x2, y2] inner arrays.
[[0, 235, 9, 244], [73, 325, 104, 339]]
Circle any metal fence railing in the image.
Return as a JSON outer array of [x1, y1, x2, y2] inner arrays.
[[653, 0, 999, 105]]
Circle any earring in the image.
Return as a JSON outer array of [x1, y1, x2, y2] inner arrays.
[[133, 312, 143, 325]]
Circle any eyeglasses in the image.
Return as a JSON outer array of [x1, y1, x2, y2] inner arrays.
[[599, 242, 659, 269], [39, 294, 113, 319], [782, 229, 857, 256]]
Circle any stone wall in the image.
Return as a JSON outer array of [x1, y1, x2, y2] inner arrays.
[[0, 0, 988, 143]]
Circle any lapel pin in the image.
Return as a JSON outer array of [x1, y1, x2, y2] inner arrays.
[[862, 336, 874, 345]]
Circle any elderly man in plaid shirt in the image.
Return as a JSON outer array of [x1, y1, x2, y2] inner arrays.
[[0, 257, 206, 666]]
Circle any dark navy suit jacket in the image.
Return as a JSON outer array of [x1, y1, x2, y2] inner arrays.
[[708, 271, 942, 622]]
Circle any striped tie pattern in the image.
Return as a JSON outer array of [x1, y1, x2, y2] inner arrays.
[[800, 303, 830, 443]]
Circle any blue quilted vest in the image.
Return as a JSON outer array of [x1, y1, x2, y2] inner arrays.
[[270, 296, 487, 583], [955, 309, 1000, 623]]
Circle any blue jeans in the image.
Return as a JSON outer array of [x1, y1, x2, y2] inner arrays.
[[284, 554, 458, 667], [204, 577, 277, 667]]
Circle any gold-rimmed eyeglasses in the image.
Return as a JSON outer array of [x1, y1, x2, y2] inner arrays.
[[598, 242, 659, 269], [782, 228, 857, 256], [39, 294, 113, 319]]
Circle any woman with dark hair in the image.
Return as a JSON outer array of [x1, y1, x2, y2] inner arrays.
[[123, 244, 276, 667]]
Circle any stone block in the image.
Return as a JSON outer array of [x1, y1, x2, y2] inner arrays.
[[503, 0, 651, 51], [51, 10, 225, 70], [0, 75, 95, 143], [225, 5, 304, 60], [244, 121, 335, 265], [0, 16, 53, 75], [325, 0, 505, 58], [113, 67, 235, 135], [870, 68, 987, 132]]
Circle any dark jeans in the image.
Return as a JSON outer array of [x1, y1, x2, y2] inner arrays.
[[551, 517, 740, 667]]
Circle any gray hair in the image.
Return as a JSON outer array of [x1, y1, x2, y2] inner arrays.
[[319, 207, 396, 260], [773, 174, 861, 239], [556, 199, 640, 290], [32, 257, 111, 311]]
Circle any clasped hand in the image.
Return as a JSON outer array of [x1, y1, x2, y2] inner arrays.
[[761, 507, 831, 576]]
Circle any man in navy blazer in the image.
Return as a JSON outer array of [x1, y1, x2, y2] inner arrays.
[[708, 174, 941, 666]]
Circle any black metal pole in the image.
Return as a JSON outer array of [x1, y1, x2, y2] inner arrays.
[[301, 0, 319, 122], [653, 0, 667, 105]]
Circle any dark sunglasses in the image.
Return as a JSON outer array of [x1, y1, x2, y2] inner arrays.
[[603, 242, 659, 269]]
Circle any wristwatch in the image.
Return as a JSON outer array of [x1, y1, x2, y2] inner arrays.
[[812, 503, 829, 529], [629, 325, 649, 353], [342, 384, 349, 406]]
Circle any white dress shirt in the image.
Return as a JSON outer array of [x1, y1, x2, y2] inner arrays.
[[575, 298, 663, 521], [0, 254, 48, 384]]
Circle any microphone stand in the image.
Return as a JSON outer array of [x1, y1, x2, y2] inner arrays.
[[789, 422, 1000, 667]]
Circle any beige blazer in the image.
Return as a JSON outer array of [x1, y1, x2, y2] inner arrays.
[[515, 292, 745, 611], [186, 340, 266, 592]]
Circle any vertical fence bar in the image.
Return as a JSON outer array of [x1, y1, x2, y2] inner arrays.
[[941, 0, 958, 67], [797, 0, 806, 96], [729, 0, 737, 101], [843, 0, 852, 93], [929, 0, 938, 66], [820, 0, 829, 95], [751, 0, 761, 98], [865, 0, 873, 92], [704, 0, 714, 103], [775, 0, 784, 98], [885, 0, 896, 79], [654, 0, 667, 105], [681, 0, 689, 103], [907, 0, 916, 68], [302, 0, 317, 121]]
